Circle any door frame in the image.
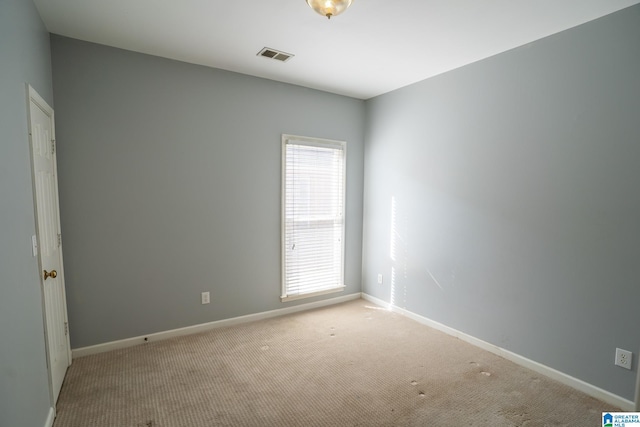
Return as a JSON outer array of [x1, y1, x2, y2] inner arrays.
[[26, 84, 72, 408], [635, 350, 640, 412]]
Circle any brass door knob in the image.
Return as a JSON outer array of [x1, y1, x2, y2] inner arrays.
[[44, 269, 57, 280]]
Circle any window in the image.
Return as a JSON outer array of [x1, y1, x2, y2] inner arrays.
[[281, 134, 346, 302]]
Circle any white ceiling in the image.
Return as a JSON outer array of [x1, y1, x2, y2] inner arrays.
[[34, 0, 640, 100]]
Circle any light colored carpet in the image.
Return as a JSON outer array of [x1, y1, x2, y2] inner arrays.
[[53, 300, 617, 426]]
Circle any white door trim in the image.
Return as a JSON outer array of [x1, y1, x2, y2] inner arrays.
[[636, 350, 640, 412]]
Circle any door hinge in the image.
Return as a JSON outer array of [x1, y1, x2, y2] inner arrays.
[[51, 139, 56, 155], [58, 233, 62, 247], [64, 322, 68, 336]]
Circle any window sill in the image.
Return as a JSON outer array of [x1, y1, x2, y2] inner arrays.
[[281, 285, 345, 303]]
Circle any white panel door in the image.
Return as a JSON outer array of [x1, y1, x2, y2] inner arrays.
[[28, 86, 71, 404]]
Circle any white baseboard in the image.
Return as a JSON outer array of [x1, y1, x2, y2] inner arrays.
[[44, 407, 55, 427], [72, 293, 361, 358], [361, 293, 635, 411]]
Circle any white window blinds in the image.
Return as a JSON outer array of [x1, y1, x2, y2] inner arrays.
[[281, 135, 346, 302]]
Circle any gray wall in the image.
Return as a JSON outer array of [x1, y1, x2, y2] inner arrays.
[[362, 5, 640, 401], [50, 36, 365, 349], [0, 0, 56, 426]]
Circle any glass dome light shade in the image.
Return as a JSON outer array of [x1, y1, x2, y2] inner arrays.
[[306, 0, 354, 19]]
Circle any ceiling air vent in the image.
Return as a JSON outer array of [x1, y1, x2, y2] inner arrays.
[[257, 47, 294, 62]]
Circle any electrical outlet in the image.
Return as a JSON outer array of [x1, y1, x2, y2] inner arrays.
[[201, 292, 210, 305], [377, 273, 383, 284], [615, 348, 632, 370]]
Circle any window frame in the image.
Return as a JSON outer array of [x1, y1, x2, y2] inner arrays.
[[281, 134, 347, 302]]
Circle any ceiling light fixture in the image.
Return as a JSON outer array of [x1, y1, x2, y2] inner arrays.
[[306, 0, 354, 19]]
